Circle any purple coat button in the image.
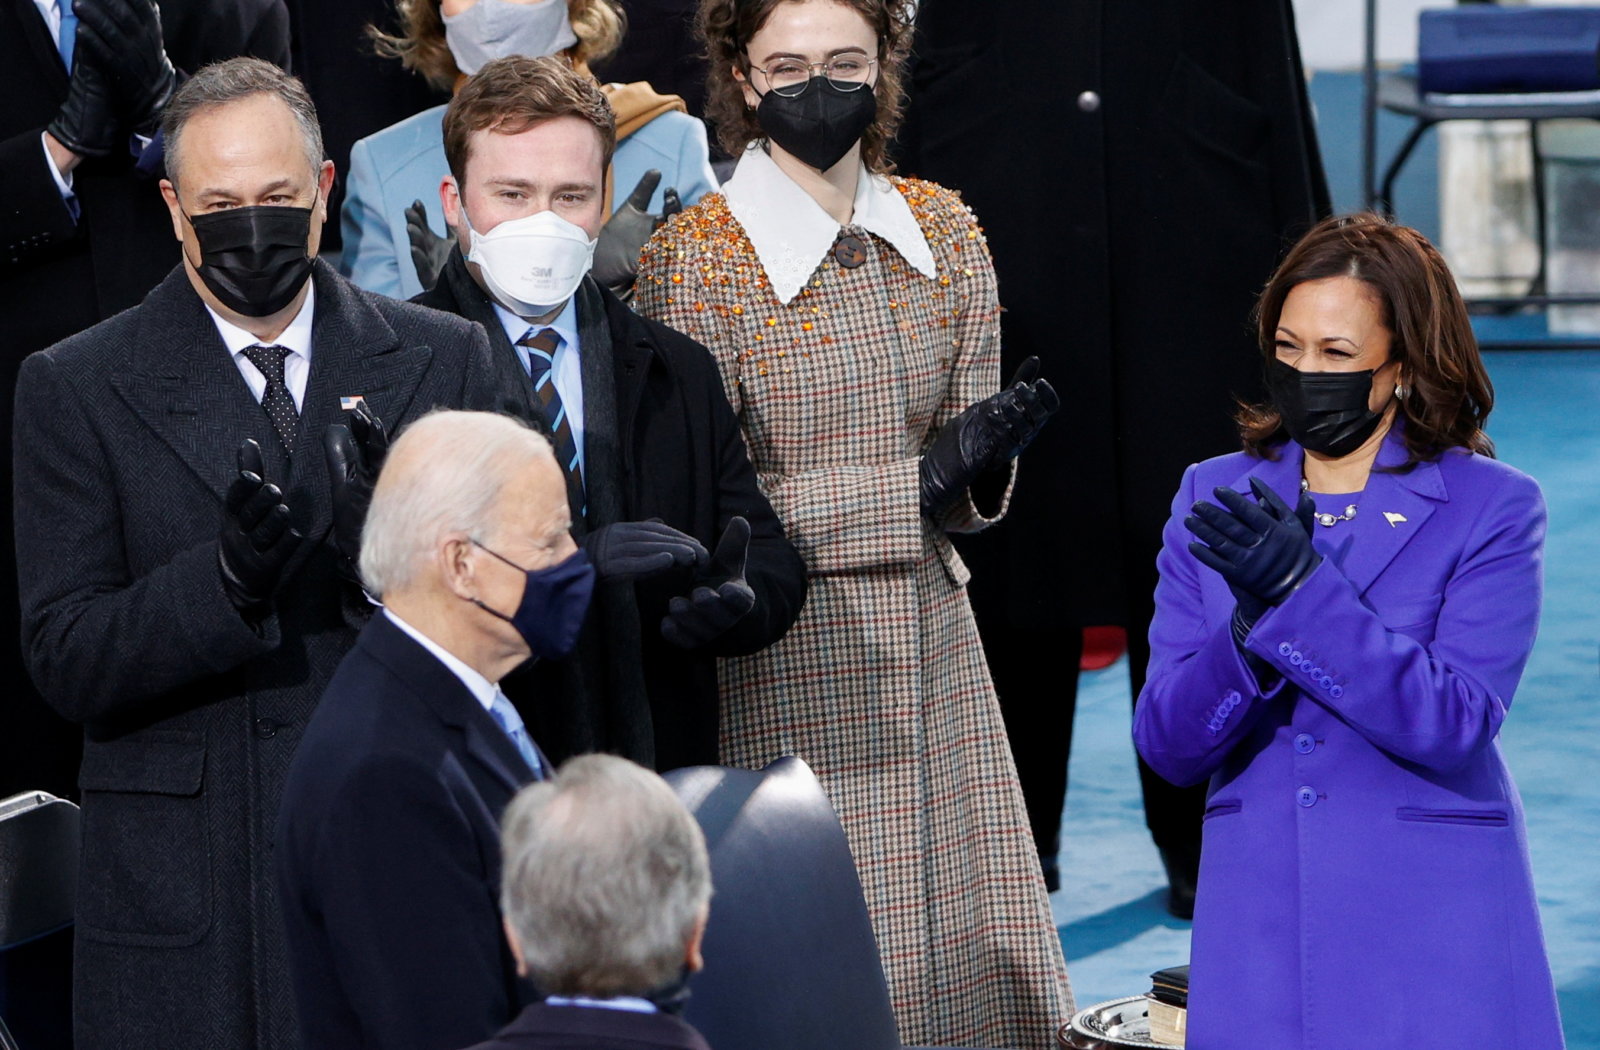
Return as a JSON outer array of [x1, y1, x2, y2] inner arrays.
[[1296, 786, 1317, 807], [1294, 733, 1315, 754]]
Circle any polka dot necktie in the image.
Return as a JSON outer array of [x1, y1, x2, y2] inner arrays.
[[242, 344, 299, 456], [517, 328, 585, 515]]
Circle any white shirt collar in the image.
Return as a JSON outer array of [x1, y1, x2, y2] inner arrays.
[[492, 294, 581, 354], [721, 143, 937, 305], [543, 996, 658, 1014], [206, 280, 316, 363], [382, 609, 499, 714]]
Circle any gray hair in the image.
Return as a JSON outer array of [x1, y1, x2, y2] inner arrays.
[[500, 755, 712, 998], [358, 410, 554, 598], [161, 58, 325, 187]]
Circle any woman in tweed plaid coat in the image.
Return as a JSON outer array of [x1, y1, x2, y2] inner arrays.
[[636, 1, 1073, 1046]]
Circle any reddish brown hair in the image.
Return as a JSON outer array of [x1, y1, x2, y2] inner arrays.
[[696, 0, 914, 173], [371, 0, 625, 92], [443, 55, 617, 185], [1239, 213, 1495, 467]]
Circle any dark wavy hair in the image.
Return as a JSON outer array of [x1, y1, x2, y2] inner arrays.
[[696, 0, 914, 173], [1239, 213, 1495, 468]]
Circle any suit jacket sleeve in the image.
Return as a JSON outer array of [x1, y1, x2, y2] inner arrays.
[[302, 753, 515, 1050], [694, 350, 806, 657], [1240, 467, 1545, 774], [339, 134, 405, 298], [1134, 462, 1289, 787], [0, 127, 80, 273], [13, 351, 279, 723]]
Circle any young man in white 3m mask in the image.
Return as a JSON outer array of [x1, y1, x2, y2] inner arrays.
[[417, 54, 807, 779]]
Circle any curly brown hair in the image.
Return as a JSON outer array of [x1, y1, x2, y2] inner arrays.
[[371, 0, 626, 93], [1238, 213, 1495, 468], [697, 0, 914, 173]]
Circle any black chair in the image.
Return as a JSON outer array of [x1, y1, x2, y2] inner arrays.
[[665, 757, 993, 1050], [0, 791, 80, 1050], [1360, 0, 1600, 346]]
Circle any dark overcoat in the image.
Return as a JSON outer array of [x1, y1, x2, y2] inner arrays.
[[13, 259, 500, 1050], [276, 612, 541, 1050], [415, 252, 807, 772], [0, 0, 293, 802], [896, 0, 1331, 630]]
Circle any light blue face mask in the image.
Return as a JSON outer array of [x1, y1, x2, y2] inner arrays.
[[442, 0, 579, 75]]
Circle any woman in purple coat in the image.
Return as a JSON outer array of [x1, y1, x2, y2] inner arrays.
[[1134, 214, 1565, 1050]]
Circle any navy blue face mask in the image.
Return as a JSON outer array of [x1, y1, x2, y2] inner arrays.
[[470, 542, 595, 660]]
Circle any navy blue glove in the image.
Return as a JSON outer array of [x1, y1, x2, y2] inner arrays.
[[1184, 477, 1320, 644], [661, 516, 755, 649], [585, 520, 709, 581]]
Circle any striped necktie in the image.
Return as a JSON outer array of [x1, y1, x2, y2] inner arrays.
[[241, 344, 299, 456], [517, 328, 584, 514], [488, 690, 548, 781]]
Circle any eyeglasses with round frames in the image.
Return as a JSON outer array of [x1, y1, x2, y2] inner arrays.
[[749, 53, 878, 98]]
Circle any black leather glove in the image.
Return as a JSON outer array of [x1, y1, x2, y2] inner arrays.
[[324, 401, 390, 574], [405, 199, 455, 291], [919, 356, 1060, 518], [661, 516, 756, 649], [1185, 477, 1321, 644], [584, 519, 709, 581], [592, 170, 682, 295], [45, 37, 119, 159], [219, 439, 303, 618], [74, 0, 176, 136]]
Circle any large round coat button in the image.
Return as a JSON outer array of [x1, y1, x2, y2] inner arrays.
[[254, 718, 278, 740], [1077, 90, 1101, 113], [1296, 785, 1317, 807], [1294, 733, 1316, 754]]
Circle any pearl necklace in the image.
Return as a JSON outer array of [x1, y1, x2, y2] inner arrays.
[[1301, 478, 1358, 527]]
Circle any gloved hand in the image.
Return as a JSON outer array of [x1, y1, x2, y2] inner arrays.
[[592, 170, 682, 295], [45, 38, 119, 159], [1185, 477, 1321, 644], [584, 519, 709, 581], [405, 199, 455, 291], [74, 0, 176, 136], [324, 401, 390, 573], [219, 439, 304, 618], [661, 516, 756, 649], [919, 356, 1060, 518]]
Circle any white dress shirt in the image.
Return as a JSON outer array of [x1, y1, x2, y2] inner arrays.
[[720, 142, 938, 305], [494, 295, 586, 477], [204, 281, 316, 410], [382, 609, 499, 715]]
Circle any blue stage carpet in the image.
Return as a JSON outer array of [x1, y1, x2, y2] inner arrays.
[[1052, 350, 1600, 1047]]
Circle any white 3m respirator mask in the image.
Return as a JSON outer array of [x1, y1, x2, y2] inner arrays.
[[466, 210, 597, 317]]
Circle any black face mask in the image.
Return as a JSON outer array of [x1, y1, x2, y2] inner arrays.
[[184, 201, 316, 317], [755, 76, 877, 172], [1266, 357, 1389, 458]]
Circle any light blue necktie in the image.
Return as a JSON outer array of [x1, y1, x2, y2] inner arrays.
[[57, 1, 77, 71], [488, 690, 548, 780]]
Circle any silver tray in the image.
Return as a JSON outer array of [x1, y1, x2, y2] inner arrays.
[[1059, 995, 1177, 1049]]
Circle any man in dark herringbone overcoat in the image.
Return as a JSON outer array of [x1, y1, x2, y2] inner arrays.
[[12, 58, 499, 1050]]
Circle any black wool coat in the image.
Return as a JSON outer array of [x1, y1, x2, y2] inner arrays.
[[0, 0, 294, 803], [415, 252, 807, 771], [896, 0, 1331, 631], [13, 259, 501, 1050]]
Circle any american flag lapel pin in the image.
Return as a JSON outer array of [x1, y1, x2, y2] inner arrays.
[[340, 396, 366, 412], [1383, 511, 1407, 527]]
